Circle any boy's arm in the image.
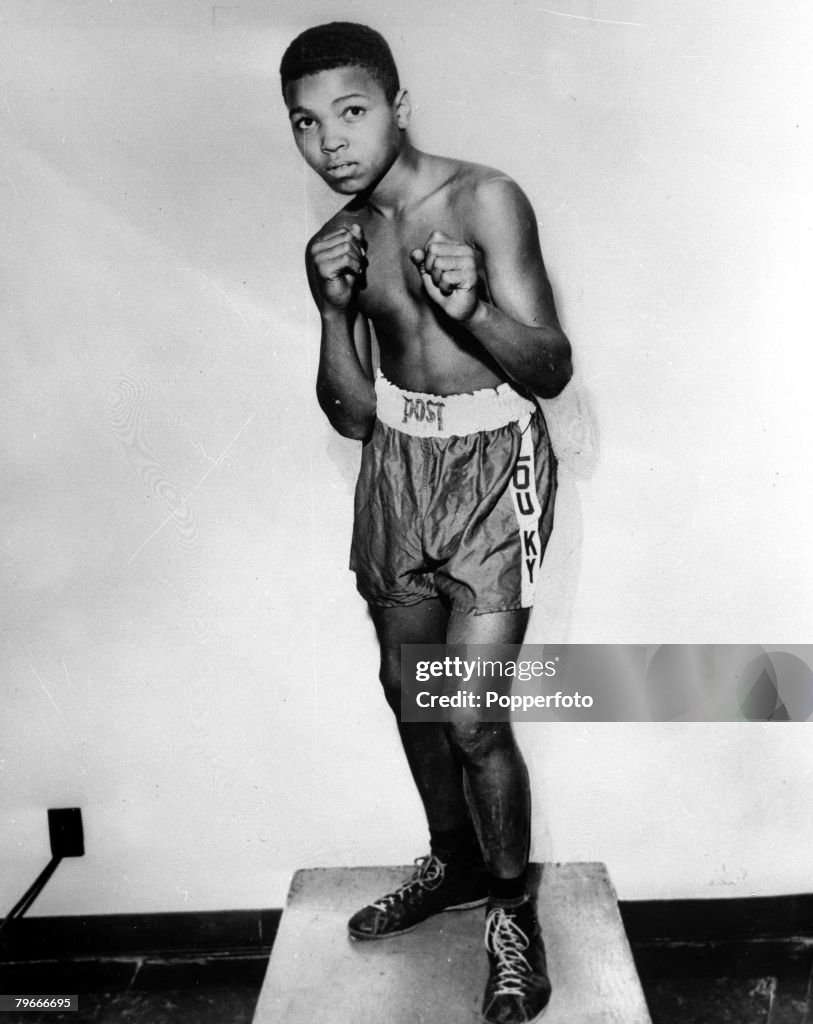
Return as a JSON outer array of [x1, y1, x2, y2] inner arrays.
[[411, 179, 572, 398], [307, 223, 376, 441]]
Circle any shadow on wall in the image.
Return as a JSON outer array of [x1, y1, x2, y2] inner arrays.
[[531, 379, 600, 642]]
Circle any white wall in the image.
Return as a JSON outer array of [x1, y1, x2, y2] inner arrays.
[[1, 0, 811, 914]]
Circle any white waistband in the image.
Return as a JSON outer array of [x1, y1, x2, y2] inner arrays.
[[375, 371, 536, 438]]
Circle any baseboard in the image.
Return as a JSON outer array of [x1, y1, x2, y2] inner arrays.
[[619, 892, 813, 944], [0, 909, 282, 962], [2, 892, 811, 965]]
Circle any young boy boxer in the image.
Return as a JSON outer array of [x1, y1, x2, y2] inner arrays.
[[281, 22, 572, 1023]]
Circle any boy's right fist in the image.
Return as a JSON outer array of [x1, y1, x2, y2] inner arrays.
[[308, 223, 366, 314]]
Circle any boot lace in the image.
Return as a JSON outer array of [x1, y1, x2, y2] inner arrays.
[[485, 906, 532, 996], [370, 854, 446, 911]]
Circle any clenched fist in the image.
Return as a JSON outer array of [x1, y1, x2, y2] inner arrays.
[[308, 222, 367, 314], [410, 230, 481, 322]]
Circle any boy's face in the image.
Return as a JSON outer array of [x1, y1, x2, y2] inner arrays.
[[285, 66, 408, 195]]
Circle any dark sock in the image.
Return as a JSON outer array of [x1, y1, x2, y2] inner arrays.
[[429, 823, 482, 865], [489, 869, 528, 904]]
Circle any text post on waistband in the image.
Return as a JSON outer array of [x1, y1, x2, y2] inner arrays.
[[399, 644, 813, 722]]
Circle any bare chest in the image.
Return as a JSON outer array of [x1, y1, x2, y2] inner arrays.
[[358, 210, 475, 322]]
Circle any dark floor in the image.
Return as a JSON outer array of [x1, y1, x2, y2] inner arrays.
[[635, 943, 813, 1024], [0, 943, 811, 1023], [0, 953, 267, 1023]]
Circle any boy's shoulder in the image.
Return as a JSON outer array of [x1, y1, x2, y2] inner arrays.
[[432, 155, 525, 195], [306, 203, 370, 255], [309, 205, 364, 244], [427, 156, 540, 242]]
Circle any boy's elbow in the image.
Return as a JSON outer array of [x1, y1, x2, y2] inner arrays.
[[339, 421, 372, 442], [542, 355, 573, 398], [336, 416, 374, 442], [534, 341, 573, 399], [317, 388, 375, 441]]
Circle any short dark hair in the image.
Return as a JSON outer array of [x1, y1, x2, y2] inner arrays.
[[280, 22, 400, 103]]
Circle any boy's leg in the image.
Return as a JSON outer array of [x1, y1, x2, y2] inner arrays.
[[371, 600, 474, 837], [445, 608, 551, 1024], [347, 598, 489, 940], [444, 608, 531, 882]]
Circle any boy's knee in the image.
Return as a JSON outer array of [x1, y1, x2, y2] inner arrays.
[[446, 719, 509, 768], [378, 655, 402, 706]]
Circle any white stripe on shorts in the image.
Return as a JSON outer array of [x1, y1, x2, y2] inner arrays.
[[509, 416, 542, 608]]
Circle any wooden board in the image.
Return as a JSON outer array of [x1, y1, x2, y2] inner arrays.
[[253, 862, 652, 1023]]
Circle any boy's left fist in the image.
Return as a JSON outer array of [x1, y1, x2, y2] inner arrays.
[[410, 230, 481, 322]]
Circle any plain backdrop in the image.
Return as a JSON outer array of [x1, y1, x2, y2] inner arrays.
[[1, 0, 811, 915]]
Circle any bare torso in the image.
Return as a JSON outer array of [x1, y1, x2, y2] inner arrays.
[[330, 155, 510, 395]]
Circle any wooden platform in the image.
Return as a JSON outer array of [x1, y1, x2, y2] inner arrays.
[[253, 863, 652, 1023]]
